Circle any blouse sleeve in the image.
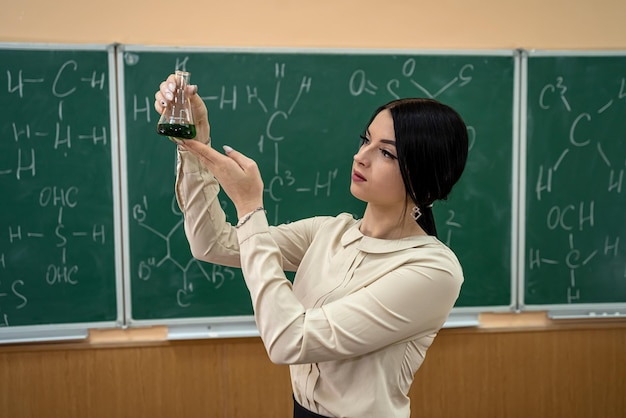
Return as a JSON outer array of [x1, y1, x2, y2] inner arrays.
[[175, 148, 241, 267], [236, 212, 463, 365], [175, 148, 326, 271]]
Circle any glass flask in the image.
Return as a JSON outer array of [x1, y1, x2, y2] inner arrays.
[[156, 70, 196, 139]]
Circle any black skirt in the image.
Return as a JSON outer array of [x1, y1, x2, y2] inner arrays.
[[293, 396, 332, 418]]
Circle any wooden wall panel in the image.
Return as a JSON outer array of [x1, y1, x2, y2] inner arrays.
[[1, 326, 625, 418]]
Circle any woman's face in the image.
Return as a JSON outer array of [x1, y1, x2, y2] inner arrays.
[[350, 109, 407, 209]]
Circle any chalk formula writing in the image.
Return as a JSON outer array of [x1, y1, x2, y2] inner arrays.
[[132, 194, 236, 308], [130, 60, 344, 309], [527, 66, 626, 304]]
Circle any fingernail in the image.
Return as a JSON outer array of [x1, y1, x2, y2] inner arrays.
[[223, 145, 233, 154], [168, 82, 175, 90], [169, 137, 185, 145], [165, 92, 173, 100], [161, 100, 166, 107]]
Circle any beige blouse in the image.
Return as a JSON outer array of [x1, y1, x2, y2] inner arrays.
[[175, 150, 464, 418]]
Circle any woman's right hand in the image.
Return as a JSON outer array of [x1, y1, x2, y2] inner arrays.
[[154, 73, 211, 145]]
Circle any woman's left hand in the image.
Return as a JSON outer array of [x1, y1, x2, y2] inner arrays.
[[180, 140, 264, 218]]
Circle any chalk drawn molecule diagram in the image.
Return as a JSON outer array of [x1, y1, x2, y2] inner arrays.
[[529, 76, 625, 302]]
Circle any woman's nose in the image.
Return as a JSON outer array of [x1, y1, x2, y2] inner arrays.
[[354, 147, 368, 165]]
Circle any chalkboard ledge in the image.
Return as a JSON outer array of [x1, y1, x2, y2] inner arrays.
[[476, 311, 626, 333]]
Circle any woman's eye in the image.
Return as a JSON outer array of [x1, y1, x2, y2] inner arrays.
[[359, 134, 370, 146], [381, 149, 398, 160]]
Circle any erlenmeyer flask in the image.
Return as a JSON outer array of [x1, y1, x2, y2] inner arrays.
[[157, 70, 196, 139]]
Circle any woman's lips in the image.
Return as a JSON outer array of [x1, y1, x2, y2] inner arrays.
[[352, 170, 366, 182]]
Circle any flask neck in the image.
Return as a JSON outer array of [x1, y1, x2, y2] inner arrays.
[[174, 70, 190, 88]]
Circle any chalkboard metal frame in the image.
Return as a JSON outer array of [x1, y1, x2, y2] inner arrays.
[[119, 45, 520, 338], [0, 43, 124, 343], [519, 50, 626, 319]]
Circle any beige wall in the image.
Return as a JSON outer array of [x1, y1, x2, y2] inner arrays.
[[1, 0, 626, 49]]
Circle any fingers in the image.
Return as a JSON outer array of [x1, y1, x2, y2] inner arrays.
[[181, 139, 228, 167], [154, 89, 166, 113], [182, 141, 257, 175], [222, 146, 258, 173], [181, 141, 264, 212], [153, 77, 175, 113], [153, 74, 198, 114], [180, 138, 210, 154]]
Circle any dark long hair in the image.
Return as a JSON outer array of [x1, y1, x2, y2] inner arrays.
[[366, 98, 469, 237]]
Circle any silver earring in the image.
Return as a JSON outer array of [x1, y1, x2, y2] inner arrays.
[[411, 206, 422, 221]]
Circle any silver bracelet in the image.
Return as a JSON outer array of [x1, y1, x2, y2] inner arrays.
[[235, 207, 266, 229]]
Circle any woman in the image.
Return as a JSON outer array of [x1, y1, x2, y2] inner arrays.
[[155, 74, 468, 418]]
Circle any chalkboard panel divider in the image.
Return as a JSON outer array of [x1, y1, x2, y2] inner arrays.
[[109, 43, 126, 329], [516, 49, 530, 313], [511, 48, 524, 313], [117, 44, 133, 328]]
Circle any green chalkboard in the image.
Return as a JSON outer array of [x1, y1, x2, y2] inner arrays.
[[120, 47, 517, 324], [0, 44, 121, 332], [523, 52, 626, 308]]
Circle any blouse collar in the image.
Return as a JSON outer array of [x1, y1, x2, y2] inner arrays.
[[340, 220, 437, 254]]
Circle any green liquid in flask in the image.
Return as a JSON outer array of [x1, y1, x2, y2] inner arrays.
[[157, 123, 196, 139]]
